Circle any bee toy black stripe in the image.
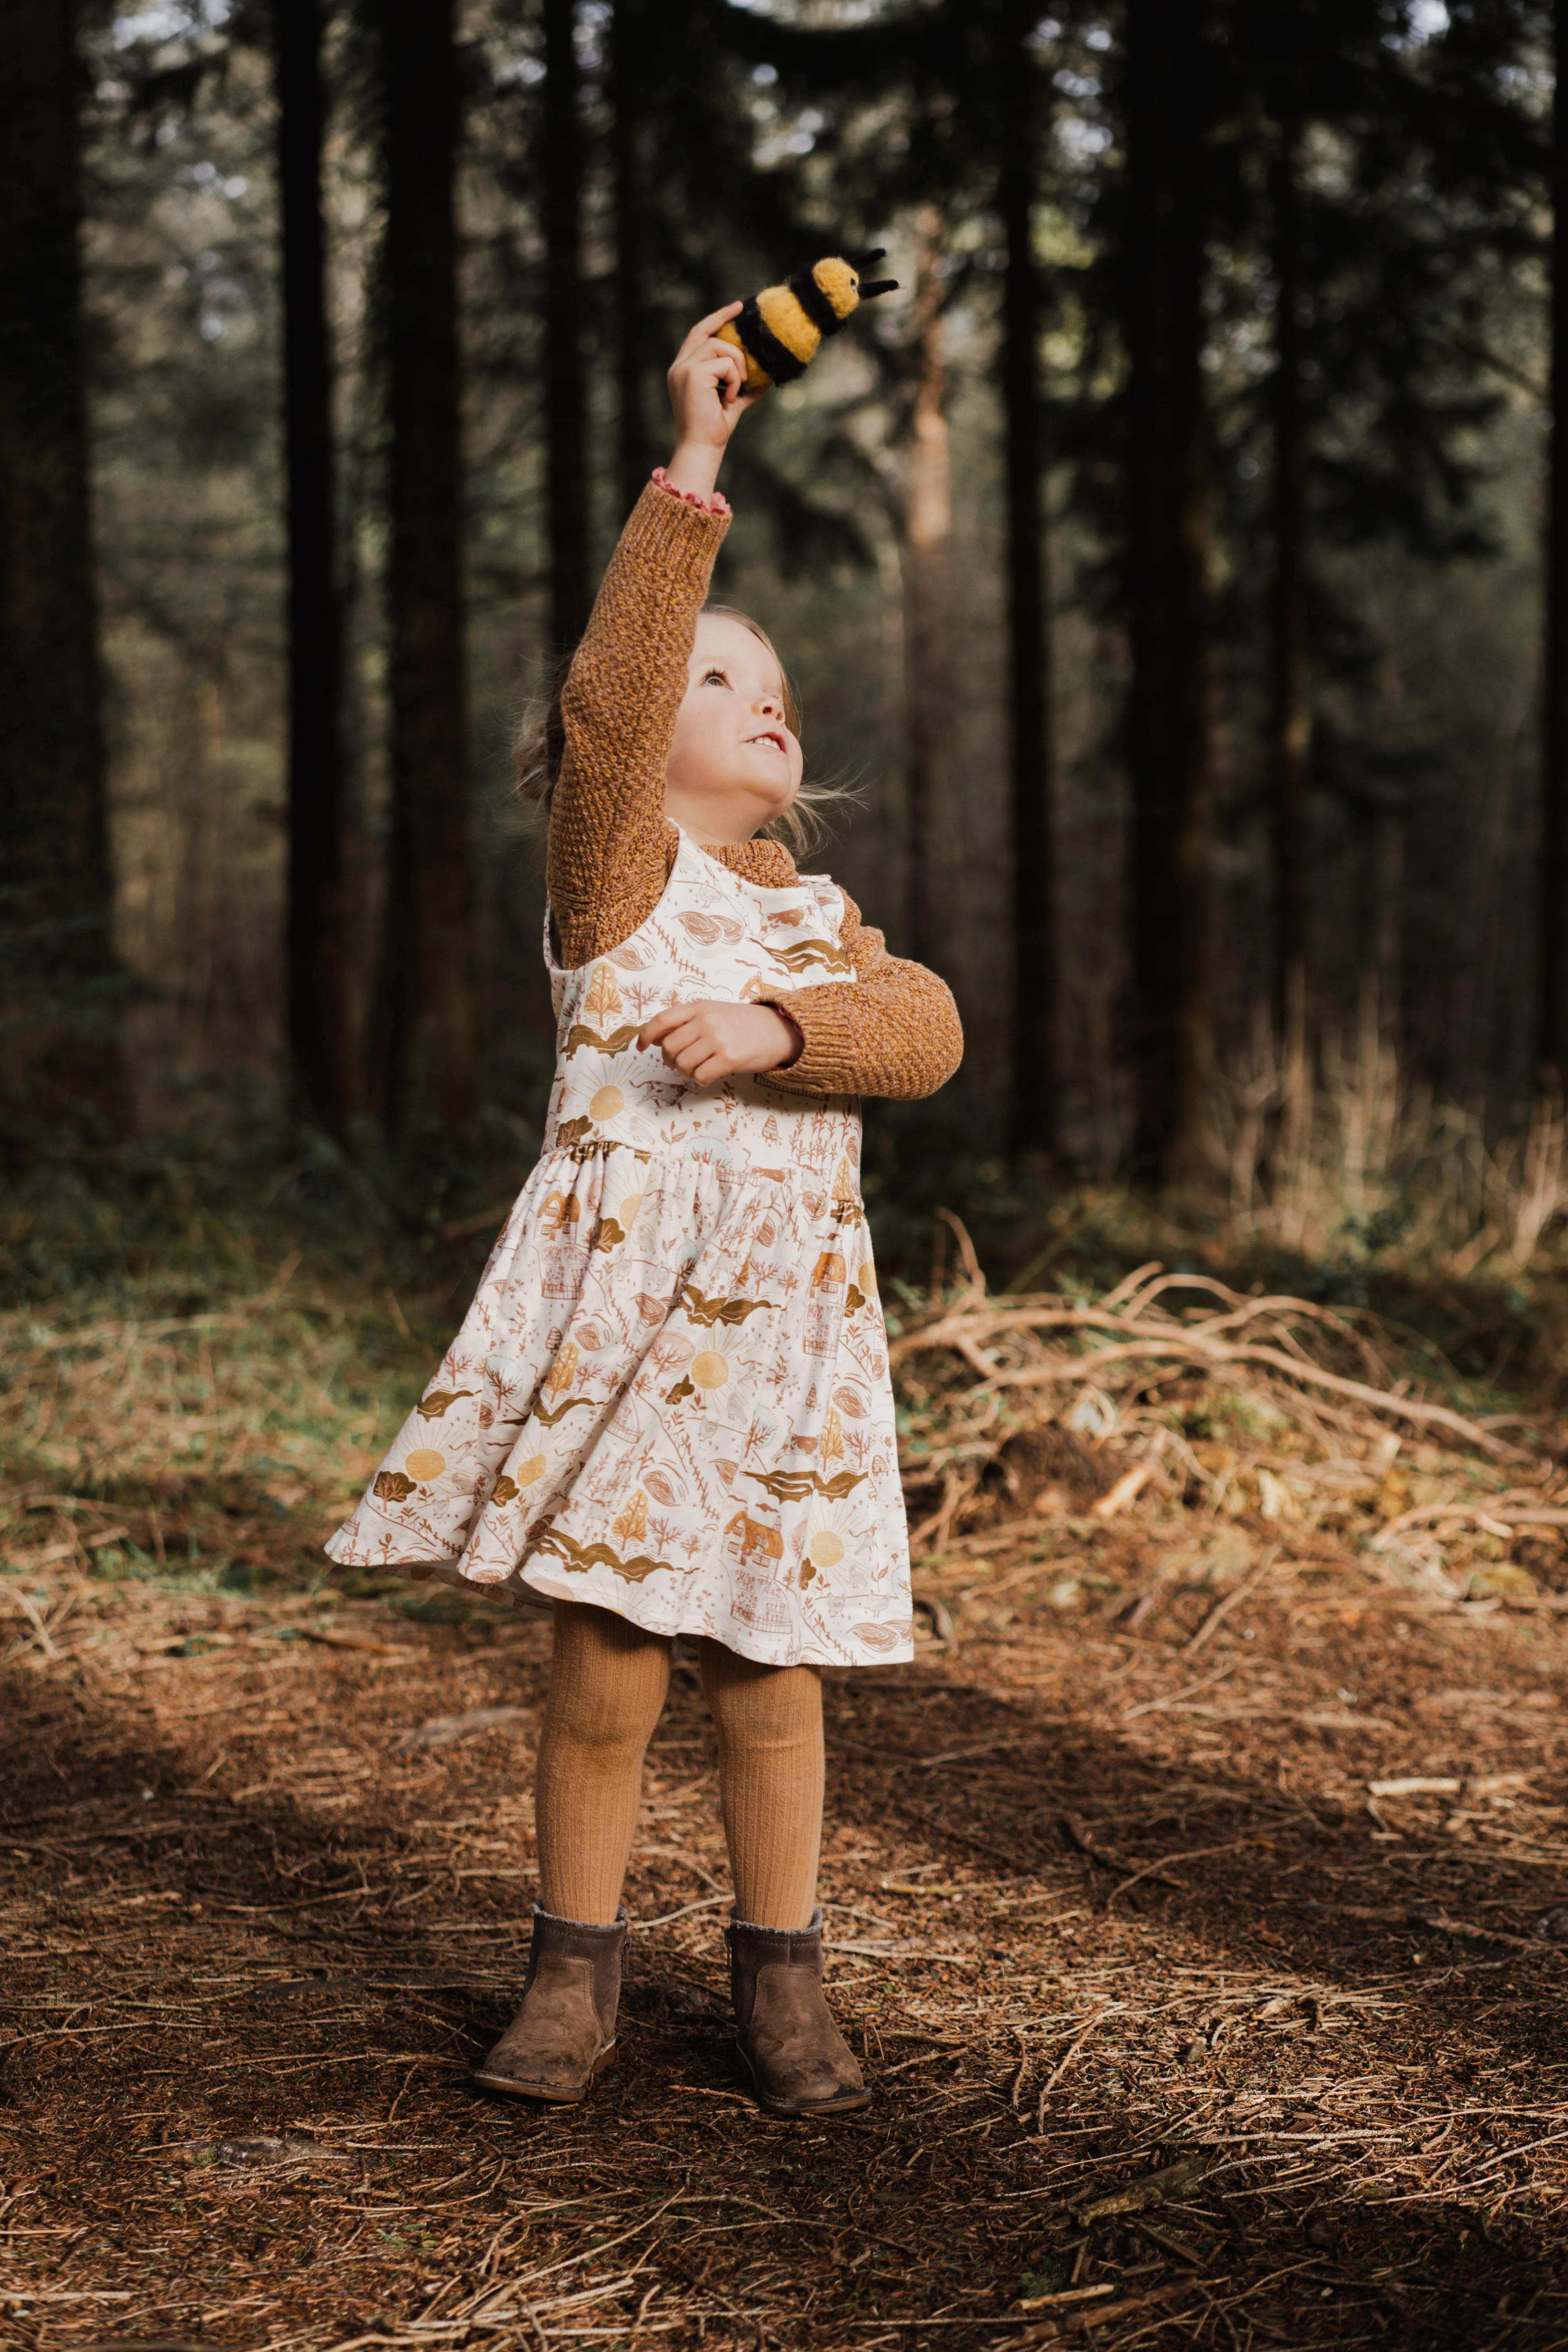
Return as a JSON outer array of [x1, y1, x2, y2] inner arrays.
[[732, 299, 807, 388]]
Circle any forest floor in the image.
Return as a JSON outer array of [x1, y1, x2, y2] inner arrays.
[[6, 1227, 1568, 2350]]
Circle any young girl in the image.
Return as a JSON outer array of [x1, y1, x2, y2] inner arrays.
[[328, 306, 963, 2118]]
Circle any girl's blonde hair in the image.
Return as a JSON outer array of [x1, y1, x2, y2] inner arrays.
[[512, 604, 848, 857]]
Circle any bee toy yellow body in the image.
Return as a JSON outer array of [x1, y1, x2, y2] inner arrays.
[[718, 250, 899, 392]]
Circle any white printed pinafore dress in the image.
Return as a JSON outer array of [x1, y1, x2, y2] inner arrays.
[[326, 831, 913, 1669]]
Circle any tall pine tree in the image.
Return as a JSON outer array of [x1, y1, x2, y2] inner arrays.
[[901, 205, 953, 976], [543, 0, 590, 650], [274, 0, 351, 1135], [608, 0, 653, 519], [372, 0, 475, 1138], [1123, 0, 1214, 1181], [999, 0, 1054, 1154], [1266, 101, 1310, 1049], [1544, 0, 1568, 1080], [0, 0, 128, 1156]]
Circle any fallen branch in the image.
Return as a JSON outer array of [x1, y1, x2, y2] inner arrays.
[[1184, 1547, 1285, 1655], [392, 1706, 532, 1754], [1372, 1501, 1568, 1548], [1303, 1902, 1554, 1955], [893, 1286, 1379, 1374], [891, 1269, 1528, 1463], [1069, 2156, 1212, 2223], [1105, 1835, 1270, 1912], [1092, 1456, 1161, 1519], [971, 1339, 1525, 1461], [1060, 1814, 1188, 1894]]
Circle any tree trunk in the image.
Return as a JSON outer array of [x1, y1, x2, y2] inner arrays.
[[1124, 0, 1213, 1182], [1542, 0, 1568, 1080], [275, 0, 350, 1136], [902, 206, 952, 979], [1000, 2, 1054, 1155], [1268, 111, 1309, 1055], [544, 0, 590, 648], [610, 0, 650, 522], [0, 0, 129, 1156], [1370, 799, 1403, 1027], [374, 0, 475, 1138]]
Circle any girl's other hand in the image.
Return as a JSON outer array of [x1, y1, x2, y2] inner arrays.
[[663, 305, 765, 501], [639, 999, 803, 1085]]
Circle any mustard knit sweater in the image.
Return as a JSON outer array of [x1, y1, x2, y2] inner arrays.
[[546, 480, 964, 1101]]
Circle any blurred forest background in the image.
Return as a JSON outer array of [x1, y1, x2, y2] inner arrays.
[[10, 0, 1568, 1296]]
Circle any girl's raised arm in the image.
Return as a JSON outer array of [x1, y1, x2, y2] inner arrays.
[[546, 309, 761, 970]]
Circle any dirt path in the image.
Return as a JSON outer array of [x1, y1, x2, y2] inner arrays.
[[5, 1278, 1568, 2347]]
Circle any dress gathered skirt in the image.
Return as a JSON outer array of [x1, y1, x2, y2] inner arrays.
[[326, 832, 913, 1670]]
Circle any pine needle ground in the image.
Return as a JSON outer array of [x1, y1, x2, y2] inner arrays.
[[5, 1227, 1568, 2349]]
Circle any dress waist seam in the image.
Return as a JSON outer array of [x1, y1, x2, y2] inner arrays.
[[535, 1135, 861, 1203]]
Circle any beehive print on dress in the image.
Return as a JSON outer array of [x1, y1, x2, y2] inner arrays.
[[325, 828, 913, 1670]]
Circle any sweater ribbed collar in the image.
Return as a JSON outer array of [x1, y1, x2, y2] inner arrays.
[[699, 835, 799, 887]]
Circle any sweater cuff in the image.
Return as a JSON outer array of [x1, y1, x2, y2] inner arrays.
[[755, 989, 864, 1096], [606, 479, 731, 604], [652, 465, 731, 518]]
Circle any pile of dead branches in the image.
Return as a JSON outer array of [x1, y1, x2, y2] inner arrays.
[[891, 1231, 1551, 1554]]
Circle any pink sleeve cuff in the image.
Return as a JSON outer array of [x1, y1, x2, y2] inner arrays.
[[652, 466, 731, 518]]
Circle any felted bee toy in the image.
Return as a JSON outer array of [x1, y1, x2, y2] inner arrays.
[[718, 250, 899, 392]]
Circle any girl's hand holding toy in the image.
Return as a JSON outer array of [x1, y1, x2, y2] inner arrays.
[[638, 1000, 803, 1085], [663, 304, 766, 503]]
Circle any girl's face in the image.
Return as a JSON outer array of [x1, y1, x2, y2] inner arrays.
[[663, 613, 802, 843]]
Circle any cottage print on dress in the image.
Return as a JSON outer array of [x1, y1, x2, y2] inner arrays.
[[327, 829, 914, 1670]]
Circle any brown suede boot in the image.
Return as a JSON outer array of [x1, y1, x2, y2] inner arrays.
[[474, 1906, 626, 2104], [726, 1910, 870, 2119]]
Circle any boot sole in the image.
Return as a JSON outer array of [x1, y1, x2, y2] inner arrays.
[[737, 2045, 871, 2120], [753, 2084, 872, 2120], [474, 2042, 617, 2105]]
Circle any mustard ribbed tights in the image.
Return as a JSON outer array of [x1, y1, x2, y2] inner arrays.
[[533, 1599, 824, 1930]]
